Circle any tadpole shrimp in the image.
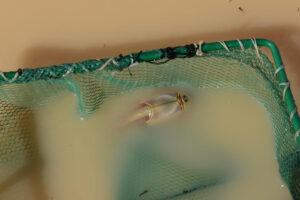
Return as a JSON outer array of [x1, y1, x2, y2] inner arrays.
[[124, 92, 189, 126]]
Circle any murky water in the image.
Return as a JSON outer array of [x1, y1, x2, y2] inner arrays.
[[0, 87, 293, 199]]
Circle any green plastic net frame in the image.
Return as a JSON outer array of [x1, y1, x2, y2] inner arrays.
[[0, 38, 299, 199]]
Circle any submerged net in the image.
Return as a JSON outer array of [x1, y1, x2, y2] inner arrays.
[[0, 41, 299, 199]]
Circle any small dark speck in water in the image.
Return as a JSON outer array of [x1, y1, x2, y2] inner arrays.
[[229, 0, 232, 2], [238, 7, 244, 12], [183, 190, 189, 194], [103, 44, 106, 48], [139, 190, 148, 197], [298, 8, 300, 12], [128, 68, 133, 76]]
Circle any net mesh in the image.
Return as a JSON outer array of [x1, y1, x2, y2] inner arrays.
[[0, 48, 299, 199]]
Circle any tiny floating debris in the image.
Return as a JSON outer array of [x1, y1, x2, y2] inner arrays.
[[139, 190, 149, 197], [238, 6, 244, 12], [124, 92, 189, 126]]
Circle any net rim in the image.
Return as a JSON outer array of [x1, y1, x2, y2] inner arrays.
[[0, 38, 299, 146]]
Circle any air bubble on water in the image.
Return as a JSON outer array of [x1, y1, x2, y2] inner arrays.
[[80, 117, 84, 121], [280, 184, 284, 188]]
